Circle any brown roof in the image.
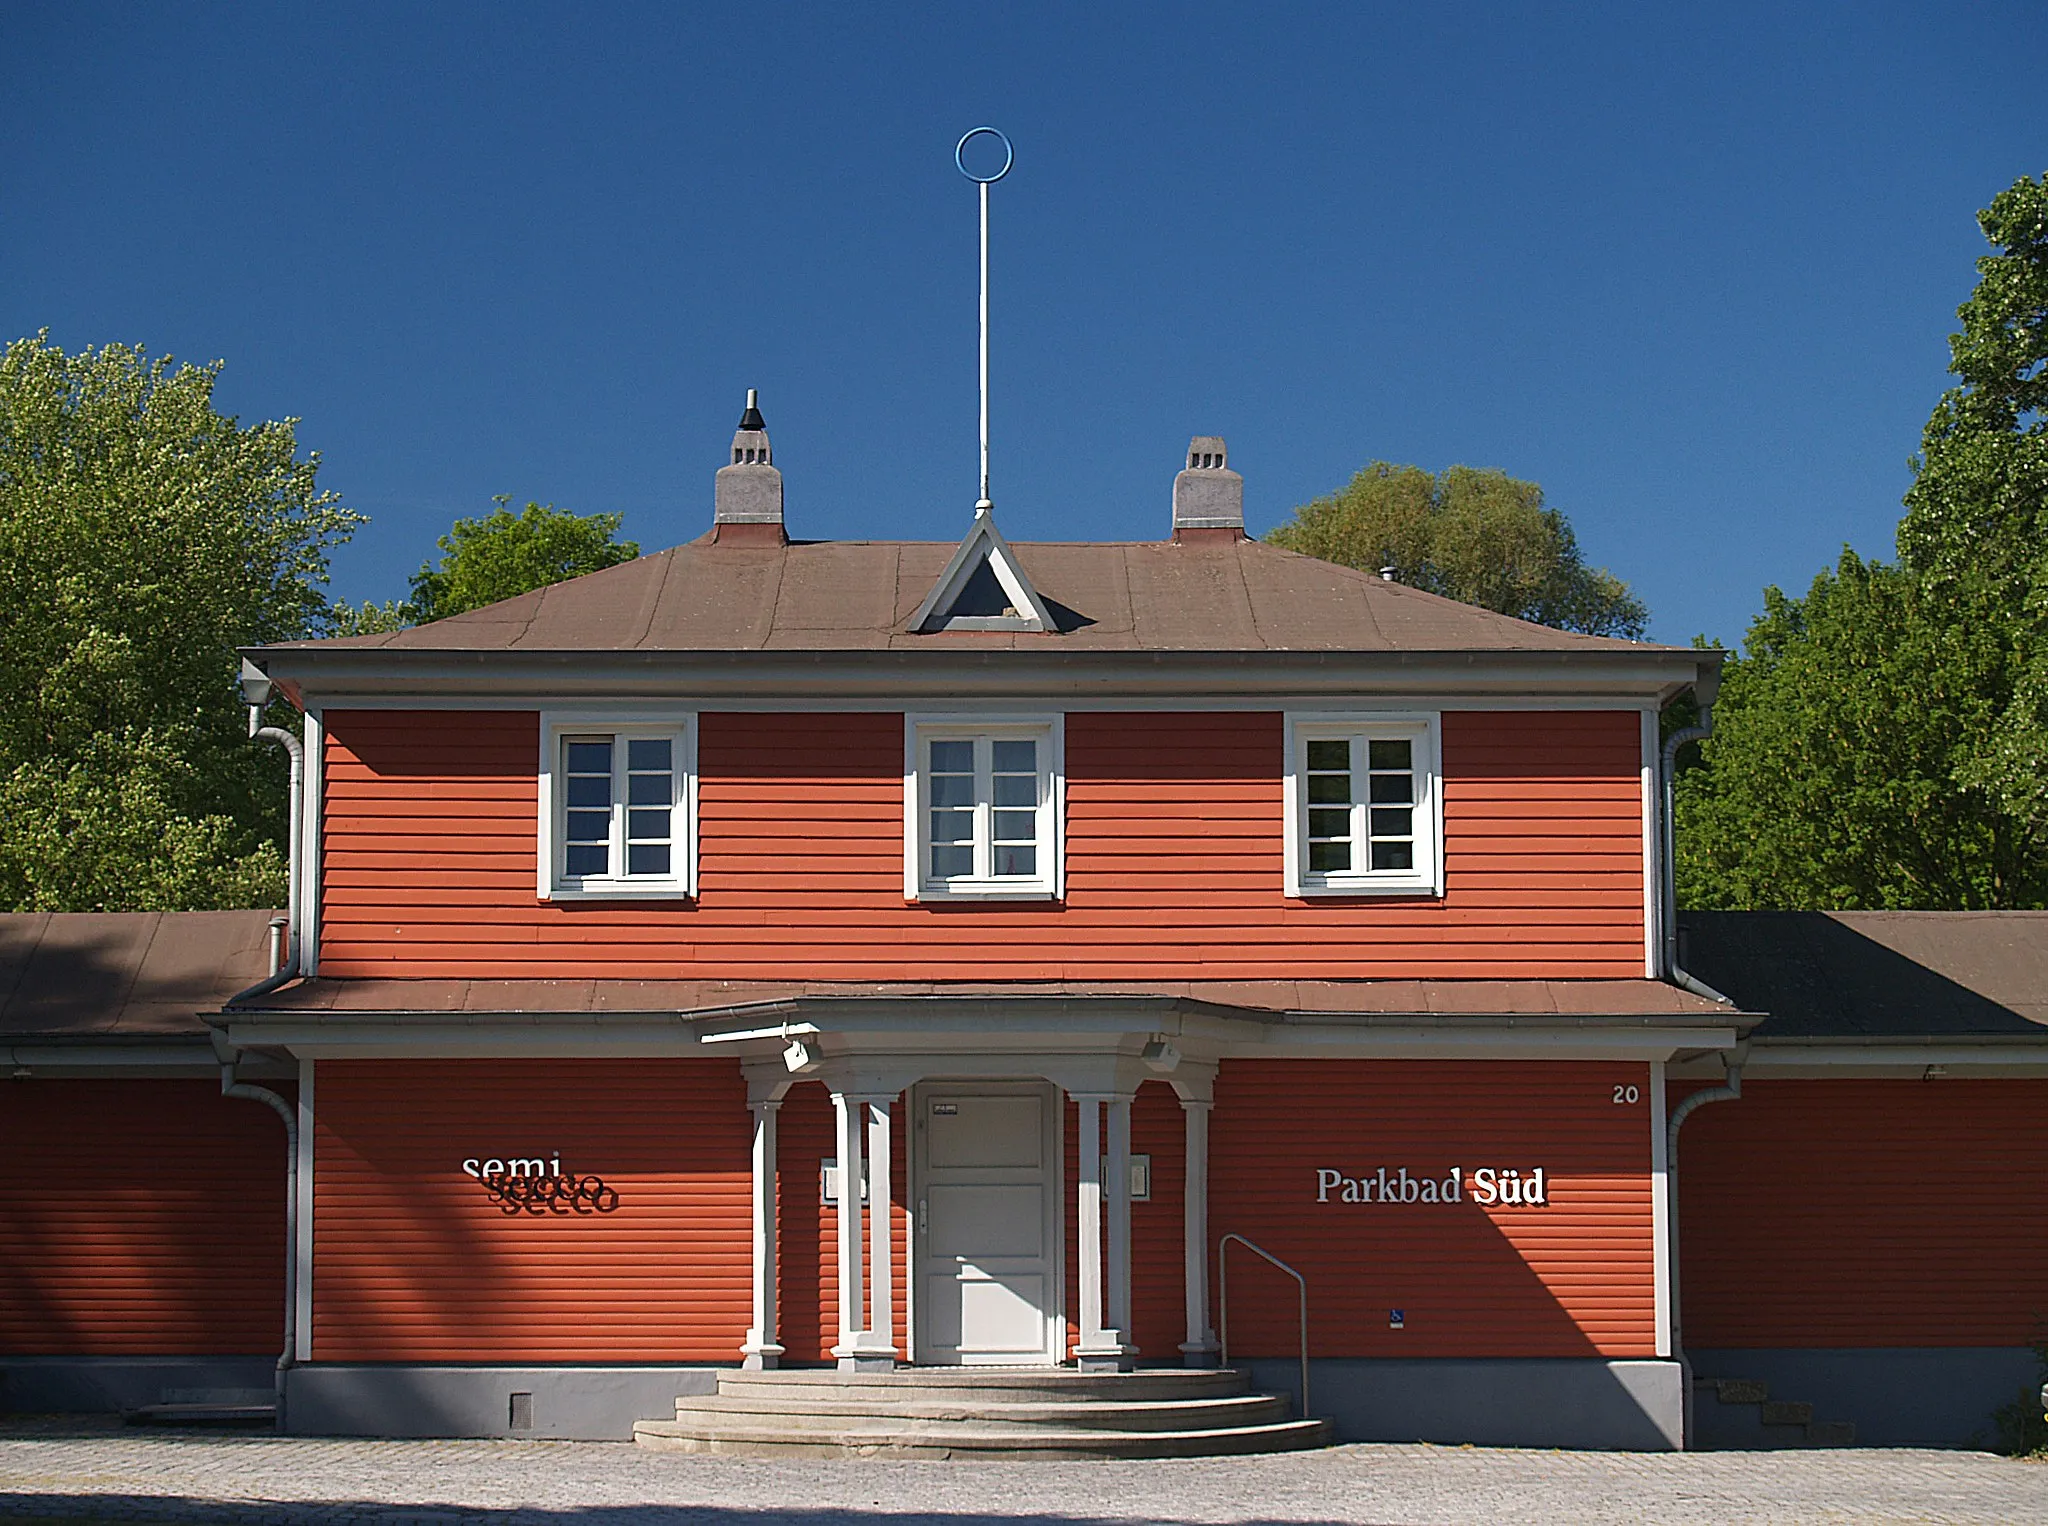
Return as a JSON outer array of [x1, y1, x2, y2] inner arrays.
[[269, 537, 1679, 657], [1, 911, 278, 1040], [237, 976, 1732, 1021], [1680, 911, 2048, 1039]]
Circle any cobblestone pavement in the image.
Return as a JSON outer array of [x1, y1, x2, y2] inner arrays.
[[2, 1419, 2046, 1526]]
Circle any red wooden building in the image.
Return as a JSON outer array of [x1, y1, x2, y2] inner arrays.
[[6, 410, 2044, 1450]]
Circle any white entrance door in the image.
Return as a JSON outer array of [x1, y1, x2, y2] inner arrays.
[[913, 1082, 1060, 1365]]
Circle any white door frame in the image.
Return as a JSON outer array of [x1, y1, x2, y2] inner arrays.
[[908, 1078, 1066, 1366]]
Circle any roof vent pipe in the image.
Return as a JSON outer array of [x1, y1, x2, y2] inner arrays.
[[1172, 436, 1245, 539], [713, 389, 787, 542]]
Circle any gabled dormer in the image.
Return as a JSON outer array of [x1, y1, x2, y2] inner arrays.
[[907, 510, 1055, 633]]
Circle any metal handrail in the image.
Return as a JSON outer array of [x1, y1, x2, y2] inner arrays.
[[1217, 1232, 1309, 1418]]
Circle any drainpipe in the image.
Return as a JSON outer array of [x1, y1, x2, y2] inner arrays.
[[1666, 1045, 1745, 1448], [1660, 673, 1732, 1006], [221, 1058, 298, 1427], [226, 695, 303, 1008]]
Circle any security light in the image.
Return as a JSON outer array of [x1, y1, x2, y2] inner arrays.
[[238, 659, 274, 709]]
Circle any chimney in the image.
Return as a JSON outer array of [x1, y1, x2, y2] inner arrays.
[[712, 388, 786, 542], [1172, 435, 1244, 539]]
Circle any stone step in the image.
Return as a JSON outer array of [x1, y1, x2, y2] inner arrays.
[[1760, 1400, 1815, 1427], [1806, 1419, 1858, 1447], [634, 1416, 1330, 1459], [675, 1392, 1288, 1432], [123, 1402, 276, 1427], [715, 1369, 1248, 1406], [1710, 1378, 1770, 1405]]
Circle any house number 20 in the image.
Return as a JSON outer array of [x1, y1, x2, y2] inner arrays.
[[1612, 1084, 1640, 1104]]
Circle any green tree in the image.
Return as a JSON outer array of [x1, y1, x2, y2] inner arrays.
[[408, 497, 639, 623], [1896, 171, 2048, 836], [1266, 462, 1649, 638], [0, 333, 362, 910], [1675, 552, 2042, 909]]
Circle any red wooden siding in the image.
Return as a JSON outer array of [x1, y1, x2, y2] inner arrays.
[[1210, 1059, 1658, 1359], [310, 1059, 749, 1361], [1060, 1083, 1192, 1362], [0, 1079, 286, 1355], [774, 1081, 907, 1364], [1680, 1079, 2048, 1349], [319, 708, 1645, 980]]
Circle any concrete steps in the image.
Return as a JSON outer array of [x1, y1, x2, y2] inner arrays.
[[634, 1369, 1329, 1459], [1694, 1376, 1857, 1448]]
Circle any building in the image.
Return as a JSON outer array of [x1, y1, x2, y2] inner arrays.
[[6, 408, 2042, 1450]]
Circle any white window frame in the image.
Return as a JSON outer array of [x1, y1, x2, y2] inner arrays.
[[1284, 711, 1442, 898], [904, 713, 1064, 901], [538, 711, 697, 900]]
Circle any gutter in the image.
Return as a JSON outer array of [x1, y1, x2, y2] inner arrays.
[[1665, 1043, 1746, 1449]]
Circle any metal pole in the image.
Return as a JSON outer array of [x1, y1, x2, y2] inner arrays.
[[978, 176, 990, 510]]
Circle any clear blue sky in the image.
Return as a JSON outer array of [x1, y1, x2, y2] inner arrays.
[[5, 3, 2040, 645]]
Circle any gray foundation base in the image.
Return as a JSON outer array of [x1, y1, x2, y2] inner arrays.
[[1689, 1347, 2039, 1447], [0, 1356, 277, 1415], [1240, 1357, 1684, 1450], [284, 1365, 722, 1439]]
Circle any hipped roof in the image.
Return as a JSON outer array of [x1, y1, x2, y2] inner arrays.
[[264, 537, 1682, 657]]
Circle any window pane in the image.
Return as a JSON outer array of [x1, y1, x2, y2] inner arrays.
[[566, 774, 611, 808], [992, 772, 1036, 807], [565, 739, 613, 773], [1371, 840, 1415, 871], [1309, 840, 1350, 872], [566, 809, 610, 844], [627, 738, 672, 772], [565, 843, 609, 877], [931, 844, 973, 878], [1369, 772, 1412, 804], [930, 808, 974, 843], [991, 739, 1037, 773], [993, 844, 1037, 877], [1369, 807, 1412, 839], [1307, 773, 1351, 804], [929, 739, 974, 772], [627, 843, 671, 876], [1306, 739, 1349, 770], [1308, 808, 1350, 839], [1368, 738, 1412, 771], [992, 809, 1036, 841], [930, 773, 976, 808], [628, 807, 670, 842]]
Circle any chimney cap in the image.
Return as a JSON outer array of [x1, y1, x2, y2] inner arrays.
[[738, 387, 765, 431]]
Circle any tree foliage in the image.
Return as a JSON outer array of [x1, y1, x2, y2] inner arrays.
[[1677, 173, 2048, 910], [1676, 552, 2043, 909], [1266, 462, 1649, 638], [0, 333, 361, 910], [408, 497, 639, 623], [1895, 171, 2048, 838]]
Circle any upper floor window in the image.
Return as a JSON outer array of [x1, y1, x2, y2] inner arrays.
[[1284, 712, 1441, 897], [539, 713, 695, 900], [905, 715, 1062, 900]]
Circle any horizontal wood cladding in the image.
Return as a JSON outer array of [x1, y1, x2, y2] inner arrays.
[[319, 708, 1645, 980], [1680, 1079, 2048, 1349], [310, 1059, 749, 1362], [774, 1081, 908, 1364], [0, 1080, 286, 1356], [1210, 1059, 1658, 1360]]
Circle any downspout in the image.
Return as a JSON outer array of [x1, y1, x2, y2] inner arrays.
[[1666, 1047, 1744, 1448], [220, 1059, 297, 1427], [1660, 672, 1732, 1005], [226, 705, 303, 1008]]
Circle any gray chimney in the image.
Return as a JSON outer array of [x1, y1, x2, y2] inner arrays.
[[1172, 435, 1244, 536], [713, 388, 785, 536]]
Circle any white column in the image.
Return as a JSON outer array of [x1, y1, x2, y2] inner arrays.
[[1075, 1094, 1106, 1357], [741, 1099, 783, 1370], [866, 1098, 896, 1361], [1105, 1094, 1133, 1346], [831, 1090, 866, 1364], [1178, 1097, 1219, 1365]]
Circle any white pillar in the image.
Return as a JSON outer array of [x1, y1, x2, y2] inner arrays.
[[1073, 1092, 1134, 1369], [1105, 1094, 1133, 1344], [1178, 1097, 1219, 1365], [741, 1100, 783, 1369], [830, 1090, 866, 1364], [866, 1098, 896, 1361]]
